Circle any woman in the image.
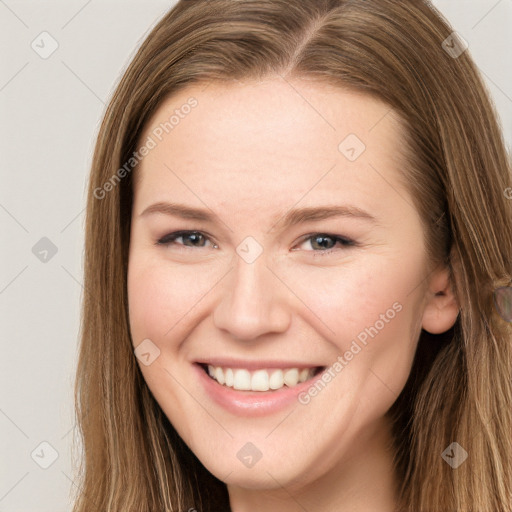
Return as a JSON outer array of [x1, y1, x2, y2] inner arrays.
[[72, 0, 512, 510]]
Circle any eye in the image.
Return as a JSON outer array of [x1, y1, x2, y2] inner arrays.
[[293, 233, 357, 256], [155, 230, 357, 255], [156, 230, 218, 249]]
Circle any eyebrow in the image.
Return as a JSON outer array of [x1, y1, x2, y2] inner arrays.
[[139, 201, 379, 230]]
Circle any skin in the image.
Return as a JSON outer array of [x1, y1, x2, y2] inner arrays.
[[127, 77, 460, 511]]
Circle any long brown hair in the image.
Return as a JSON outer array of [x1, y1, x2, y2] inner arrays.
[[71, 1, 512, 510]]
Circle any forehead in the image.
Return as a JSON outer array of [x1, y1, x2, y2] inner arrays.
[[134, 78, 409, 224]]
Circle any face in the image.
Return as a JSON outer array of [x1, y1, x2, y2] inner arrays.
[[127, 78, 440, 495]]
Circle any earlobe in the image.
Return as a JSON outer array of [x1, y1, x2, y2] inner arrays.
[[421, 266, 460, 334]]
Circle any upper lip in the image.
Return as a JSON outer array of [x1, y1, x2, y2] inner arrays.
[[195, 358, 325, 371]]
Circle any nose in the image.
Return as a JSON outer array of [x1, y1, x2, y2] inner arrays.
[[212, 250, 292, 341]]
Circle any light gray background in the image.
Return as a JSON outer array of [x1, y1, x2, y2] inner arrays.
[[1, 1, 511, 510]]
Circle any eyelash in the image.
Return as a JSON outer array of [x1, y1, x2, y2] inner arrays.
[[155, 230, 358, 256]]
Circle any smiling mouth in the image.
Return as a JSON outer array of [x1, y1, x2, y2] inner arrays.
[[199, 363, 325, 392]]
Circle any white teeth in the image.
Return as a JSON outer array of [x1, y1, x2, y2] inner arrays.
[[233, 369, 251, 390], [283, 368, 299, 387], [299, 368, 309, 383], [206, 365, 317, 391], [269, 369, 283, 390], [214, 367, 225, 385], [225, 368, 234, 387], [251, 370, 269, 391]]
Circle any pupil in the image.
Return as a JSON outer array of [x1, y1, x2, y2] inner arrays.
[[189, 233, 202, 245], [314, 235, 333, 249]]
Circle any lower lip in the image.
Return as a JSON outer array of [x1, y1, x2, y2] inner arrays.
[[193, 363, 323, 417]]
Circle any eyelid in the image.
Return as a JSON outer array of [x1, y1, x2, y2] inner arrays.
[[156, 230, 218, 248], [293, 232, 358, 254], [296, 232, 356, 245], [156, 230, 358, 254]]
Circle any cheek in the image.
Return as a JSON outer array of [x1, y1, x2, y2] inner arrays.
[[128, 264, 171, 345], [281, 256, 412, 340], [287, 255, 422, 389], [127, 257, 221, 345], [128, 250, 422, 347]]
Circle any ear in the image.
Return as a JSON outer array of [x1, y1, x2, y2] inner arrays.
[[421, 265, 460, 334]]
